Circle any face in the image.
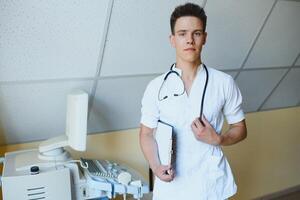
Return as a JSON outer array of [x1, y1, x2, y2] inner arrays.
[[170, 16, 207, 64]]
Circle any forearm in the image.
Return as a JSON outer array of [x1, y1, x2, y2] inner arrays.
[[139, 127, 161, 171], [219, 120, 247, 146]]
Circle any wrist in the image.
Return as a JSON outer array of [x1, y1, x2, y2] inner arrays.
[[150, 162, 160, 173], [216, 134, 223, 145]]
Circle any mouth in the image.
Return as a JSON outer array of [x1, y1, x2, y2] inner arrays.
[[184, 48, 196, 51]]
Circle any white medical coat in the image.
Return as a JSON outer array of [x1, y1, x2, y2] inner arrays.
[[141, 65, 245, 200]]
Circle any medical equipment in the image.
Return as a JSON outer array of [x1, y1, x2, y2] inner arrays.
[[158, 63, 209, 125], [1, 150, 74, 200], [1, 149, 149, 200], [80, 158, 132, 183], [80, 158, 148, 200], [158, 64, 185, 101], [39, 90, 88, 162], [0, 90, 149, 199]]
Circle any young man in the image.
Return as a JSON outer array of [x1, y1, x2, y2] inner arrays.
[[139, 3, 247, 200]]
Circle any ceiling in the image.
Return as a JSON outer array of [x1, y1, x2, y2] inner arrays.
[[0, 0, 299, 145]]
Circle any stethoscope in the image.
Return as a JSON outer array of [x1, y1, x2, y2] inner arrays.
[[158, 63, 209, 125]]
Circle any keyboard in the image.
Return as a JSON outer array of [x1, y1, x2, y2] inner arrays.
[[80, 158, 124, 180], [80, 158, 150, 199]]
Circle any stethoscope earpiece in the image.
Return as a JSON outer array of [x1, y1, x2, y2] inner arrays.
[[158, 63, 209, 120], [158, 63, 185, 101]]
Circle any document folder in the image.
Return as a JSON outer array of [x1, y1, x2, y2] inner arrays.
[[155, 121, 174, 166]]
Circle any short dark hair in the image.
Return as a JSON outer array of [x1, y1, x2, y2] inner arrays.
[[170, 3, 207, 35]]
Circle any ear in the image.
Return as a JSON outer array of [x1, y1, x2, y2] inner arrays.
[[202, 32, 207, 45], [169, 34, 176, 48]]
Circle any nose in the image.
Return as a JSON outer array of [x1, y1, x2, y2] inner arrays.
[[186, 33, 194, 45]]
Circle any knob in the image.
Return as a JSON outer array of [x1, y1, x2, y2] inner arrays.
[[30, 166, 39, 175]]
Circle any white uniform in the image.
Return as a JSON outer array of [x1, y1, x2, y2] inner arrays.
[[140, 64, 245, 200]]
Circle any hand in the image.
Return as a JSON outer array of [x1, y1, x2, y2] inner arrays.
[[191, 115, 222, 145], [153, 164, 174, 182]]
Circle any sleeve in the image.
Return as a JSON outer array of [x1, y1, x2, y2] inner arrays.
[[223, 76, 245, 124], [140, 80, 159, 128]]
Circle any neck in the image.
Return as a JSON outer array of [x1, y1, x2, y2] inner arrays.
[[176, 58, 202, 80]]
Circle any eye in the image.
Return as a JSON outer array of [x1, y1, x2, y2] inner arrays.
[[178, 32, 185, 36], [194, 32, 202, 37]]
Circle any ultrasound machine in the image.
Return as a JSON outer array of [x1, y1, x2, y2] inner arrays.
[[0, 90, 149, 200]]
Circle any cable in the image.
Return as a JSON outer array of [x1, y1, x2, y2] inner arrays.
[[199, 64, 209, 126], [65, 159, 88, 169]]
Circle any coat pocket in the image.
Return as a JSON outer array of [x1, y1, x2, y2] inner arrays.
[[207, 154, 227, 199]]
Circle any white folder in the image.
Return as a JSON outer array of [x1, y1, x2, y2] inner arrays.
[[155, 121, 174, 166]]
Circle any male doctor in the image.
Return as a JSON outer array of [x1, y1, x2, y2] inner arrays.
[[139, 3, 247, 200]]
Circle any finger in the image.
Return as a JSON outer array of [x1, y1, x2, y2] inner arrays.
[[166, 173, 174, 181], [161, 173, 174, 182], [191, 122, 197, 130], [191, 123, 198, 133], [162, 165, 173, 174], [192, 118, 199, 128], [160, 170, 170, 177], [194, 118, 203, 128], [192, 122, 203, 135], [166, 169, 172, 176], [201, 115, 207, 124], [163, 176, 173, 182], [201, 115, 210, 127], [168, 168, 174, 176], [165, 165, 172, 175], [170, 169, 175, 178], [192, 119, 198, 128]]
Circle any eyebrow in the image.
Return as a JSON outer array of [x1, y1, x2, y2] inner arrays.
[[176, 29, 204, 33]]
